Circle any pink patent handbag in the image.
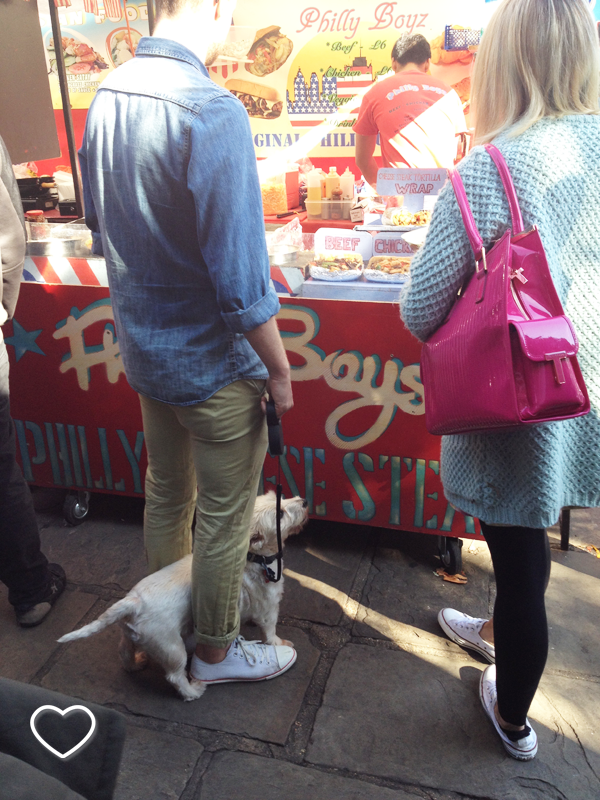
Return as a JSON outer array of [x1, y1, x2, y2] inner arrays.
[[420, 143, 590, 436]]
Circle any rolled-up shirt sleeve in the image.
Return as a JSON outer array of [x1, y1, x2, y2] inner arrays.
[[78, 140, 104, 257], [187, 95, 279, 334]]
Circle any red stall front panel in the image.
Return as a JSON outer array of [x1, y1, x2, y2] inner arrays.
[[6, 281, 479, 539]]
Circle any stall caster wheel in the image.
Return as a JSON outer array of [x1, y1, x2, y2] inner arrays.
[[63, 491, 91, 526], [437, 536, 463, 575]]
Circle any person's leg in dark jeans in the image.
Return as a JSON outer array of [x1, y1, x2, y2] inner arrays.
[[0, 341, 65, 625], [481, 522, 550, 727]]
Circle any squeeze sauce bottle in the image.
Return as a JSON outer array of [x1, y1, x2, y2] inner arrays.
[[306, 168, 322, 218], [340, 168, 354, 219], [325, 166, 340, 199]]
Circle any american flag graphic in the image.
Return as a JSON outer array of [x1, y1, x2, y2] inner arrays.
[[53, 0, 72, 7], [210, 62, 239, 80], [287, 70, 339, 128]]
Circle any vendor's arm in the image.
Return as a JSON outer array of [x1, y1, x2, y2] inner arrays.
[[400, 146, 512, 341], [0, 144, 26, 325], [188, 94, 292, 417], [355, 134, 379, 190]]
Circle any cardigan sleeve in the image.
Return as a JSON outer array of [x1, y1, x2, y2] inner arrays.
[[399, 145, 513, 342]]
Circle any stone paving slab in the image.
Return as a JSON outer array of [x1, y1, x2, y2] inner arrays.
[[42, 623, 319, 745], [114, 724, 203, 800], [281, 520, 372, 625], [0, 586, 97, 682], [306, 644, 600, 800], [546, 549, 600, 677], [352, 530, 493, 654], [197, 751, 424, 800], [38, 497, 146, 592]]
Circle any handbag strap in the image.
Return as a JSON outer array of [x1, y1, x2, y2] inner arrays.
[[449, 169, 484, 262], [484, 144, 524, 234], [449, 143, 525, 262]]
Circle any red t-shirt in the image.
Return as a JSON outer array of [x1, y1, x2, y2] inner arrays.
[[353, 70, 465, 169]]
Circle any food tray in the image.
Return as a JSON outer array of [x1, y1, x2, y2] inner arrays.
[[309, 265, 362, 282], [364, 256, 411, 283], [364, 270, 409, 284], [309, 253, 363, 282]]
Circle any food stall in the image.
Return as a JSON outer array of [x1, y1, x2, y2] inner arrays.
[[10, 0, 553, 572]]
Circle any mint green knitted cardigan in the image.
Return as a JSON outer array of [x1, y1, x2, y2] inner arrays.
[[400, 115, 600, 528]]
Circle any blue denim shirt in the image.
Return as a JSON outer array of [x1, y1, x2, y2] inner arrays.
[[79, 38, 278, 404]]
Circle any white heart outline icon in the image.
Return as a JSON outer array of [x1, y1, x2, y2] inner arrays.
[[30, 705, 97, 759]]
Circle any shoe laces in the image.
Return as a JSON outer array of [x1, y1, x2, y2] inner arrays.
[[232, 637, 272, 666], [456, 617, 485, 635]]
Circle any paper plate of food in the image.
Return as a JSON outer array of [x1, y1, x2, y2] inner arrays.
[[364, 256, 411, 283], [309, 253, 364, 281], [402, 227, 429, 252], [107, 28, 143, 67]]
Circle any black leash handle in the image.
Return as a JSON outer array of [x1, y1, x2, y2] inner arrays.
[[265, 397, 284, 583]]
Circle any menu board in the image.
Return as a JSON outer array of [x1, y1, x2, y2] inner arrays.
[[212, 0, 486, 159], [37, 0, 150, 110]]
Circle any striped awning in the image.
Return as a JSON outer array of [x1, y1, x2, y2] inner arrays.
[[27, 0, 118, 15]]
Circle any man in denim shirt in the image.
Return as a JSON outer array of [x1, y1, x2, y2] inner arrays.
[[79, 0, 296, 685]]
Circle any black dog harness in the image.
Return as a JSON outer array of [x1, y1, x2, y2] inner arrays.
[[247, 397, 284, 583]]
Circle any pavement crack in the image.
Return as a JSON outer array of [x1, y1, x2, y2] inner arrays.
[[513, 777, 569, 800], [541, 687, 600, 782]]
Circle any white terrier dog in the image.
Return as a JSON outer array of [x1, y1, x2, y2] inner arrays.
[[58, 492, 308, 701]]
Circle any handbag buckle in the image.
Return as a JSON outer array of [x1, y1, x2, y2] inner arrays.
[[475, 248, 487, 304], [545, 352, 568, 385], [475, 247, 487, 274]]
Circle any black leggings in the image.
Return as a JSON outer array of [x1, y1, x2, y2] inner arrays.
[[480, 522, 551, 727]]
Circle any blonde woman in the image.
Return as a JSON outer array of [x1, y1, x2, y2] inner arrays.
[[400, 0, 600, 760]]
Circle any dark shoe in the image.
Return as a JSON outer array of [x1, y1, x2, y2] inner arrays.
[[15, 564, 67, 628]]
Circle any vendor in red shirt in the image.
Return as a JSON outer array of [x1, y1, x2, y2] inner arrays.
[[354, 33, 466, 188]]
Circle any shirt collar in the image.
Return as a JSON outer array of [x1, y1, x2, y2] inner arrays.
[[135, 37, 210, 77]]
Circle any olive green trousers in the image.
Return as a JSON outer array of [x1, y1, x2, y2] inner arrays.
[[139, 379, 267, 648]]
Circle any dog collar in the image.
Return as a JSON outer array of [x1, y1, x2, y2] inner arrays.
[[247, 551, 283, 583]]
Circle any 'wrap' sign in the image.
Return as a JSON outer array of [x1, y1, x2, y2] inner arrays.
[[376, 168, 448, 211]]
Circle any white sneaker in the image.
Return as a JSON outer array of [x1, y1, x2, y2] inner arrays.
[[479, 665, 538, 761], [189, 636, 297, 684], [438, 608, 495, 663]]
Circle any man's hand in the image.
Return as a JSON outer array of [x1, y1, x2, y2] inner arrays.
[[263, 373, 293, 419], [245, 316, 294, 419]]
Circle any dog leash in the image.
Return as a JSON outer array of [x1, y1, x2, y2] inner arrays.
[[247, 396, 284, 583]]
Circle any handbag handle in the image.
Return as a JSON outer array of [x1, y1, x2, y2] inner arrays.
[[449, 144, 525, 262], [449, 169, 484, 262], [484, 144, 524, 234]]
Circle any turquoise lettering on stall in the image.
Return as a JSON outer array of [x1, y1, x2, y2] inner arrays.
[[342, 452, 376, 521]]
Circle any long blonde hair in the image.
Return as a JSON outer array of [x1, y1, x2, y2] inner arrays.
[[472, 0, 600, 144]]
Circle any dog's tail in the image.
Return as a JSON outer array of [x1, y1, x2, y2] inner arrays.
[[57, 596, 139, 643]]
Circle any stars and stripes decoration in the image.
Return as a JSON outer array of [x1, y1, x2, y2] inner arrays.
[[102, 0, 124, 18], [37, 0, 121, 18], [23, 257, 109, 287], [287, 69, 338, 127], [209, 62, 239, 80]]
